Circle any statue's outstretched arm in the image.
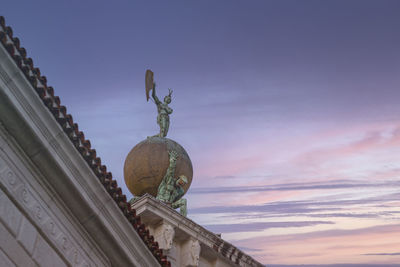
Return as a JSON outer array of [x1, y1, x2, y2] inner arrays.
[[165, 150, 178, 180], [152, 83, 161, 104]]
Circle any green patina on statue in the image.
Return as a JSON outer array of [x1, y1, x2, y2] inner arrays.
[[152, 85, 173, 138], [142, 70, 188, 216], [146, 69, 173, 138], [156, 150, 188, 216]]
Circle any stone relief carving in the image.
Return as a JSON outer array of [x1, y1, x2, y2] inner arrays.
[[0, 189, 22, 236], [0, 152, 93, 267], [163, 224, 175, 249], [154, 222, 175, 250], [182, 238, 201, 267], [190, 239, 201, 266]]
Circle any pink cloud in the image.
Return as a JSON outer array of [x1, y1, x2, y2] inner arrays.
[[235, 224, 400, 265], [194, 121, 400, 185]]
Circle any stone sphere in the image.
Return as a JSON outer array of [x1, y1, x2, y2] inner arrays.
[[124, 137, 193, 197]]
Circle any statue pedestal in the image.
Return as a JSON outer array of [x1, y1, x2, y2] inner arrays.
[[131, 194, 264, 267]]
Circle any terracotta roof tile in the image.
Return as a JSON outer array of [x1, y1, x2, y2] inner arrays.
[[0, 16, 170, 267]]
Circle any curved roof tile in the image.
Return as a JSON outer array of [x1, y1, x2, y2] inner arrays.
[[0, 15, 170, 267]]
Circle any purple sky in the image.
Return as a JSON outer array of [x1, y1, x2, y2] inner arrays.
[[3, 1, 400, 265]]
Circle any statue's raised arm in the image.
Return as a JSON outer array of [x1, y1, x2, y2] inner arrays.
[[145, 69, 173, 137], [151, 83, 161, 105], [156, 150, 188, 216]]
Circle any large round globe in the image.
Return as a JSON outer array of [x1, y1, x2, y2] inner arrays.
[[124, 136, 193, 197]]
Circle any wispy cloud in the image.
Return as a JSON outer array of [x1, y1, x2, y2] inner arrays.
[[190, 192, 400, 215], [306, 213, 382, 219], [293, 126, 400, 165], [10, 2, 400, 266], [190, 179, 400, 195], [363, 252, 400, 256], [203, 221, 334, 233], [235, 224, 400, 264]]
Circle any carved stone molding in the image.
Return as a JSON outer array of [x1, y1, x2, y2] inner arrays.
[[0, 143, 99, 267], [0, 42, 161, 267], [132, 194, 265, 267], [154, 221, 175, 250]]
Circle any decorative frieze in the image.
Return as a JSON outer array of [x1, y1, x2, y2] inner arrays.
[[0, 151, 93, 267]]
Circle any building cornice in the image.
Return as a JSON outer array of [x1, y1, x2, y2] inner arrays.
[[0, 15, 169, 267], [133, 194, 265, 267]]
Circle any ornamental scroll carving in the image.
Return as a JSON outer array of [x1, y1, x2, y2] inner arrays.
[[0, 152, 94, 267]]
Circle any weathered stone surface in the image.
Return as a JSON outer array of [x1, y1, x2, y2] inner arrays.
[[0, 36, 162, 267], [17, 218, 38, 255], [0, 248, 16, 267], [0, 222, 37, 267], [124, 137, 193, 197], [0, 190, 22, 237], [154, 221, 175, 250], [182, 238, 201, 267], [32, 235, 67, 267], [132, 195, 265, 267]]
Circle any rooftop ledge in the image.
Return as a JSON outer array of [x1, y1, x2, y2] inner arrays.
[[131, 194, 264, 267]]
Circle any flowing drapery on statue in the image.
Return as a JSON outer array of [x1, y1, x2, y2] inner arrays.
[[145, 69, 173, 137]]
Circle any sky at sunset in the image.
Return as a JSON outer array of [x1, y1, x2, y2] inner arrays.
[[2, 1, 400, 266]]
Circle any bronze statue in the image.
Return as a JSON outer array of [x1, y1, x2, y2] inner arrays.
[[146, 69, 173, 137], [156, 150, 188, 216]]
